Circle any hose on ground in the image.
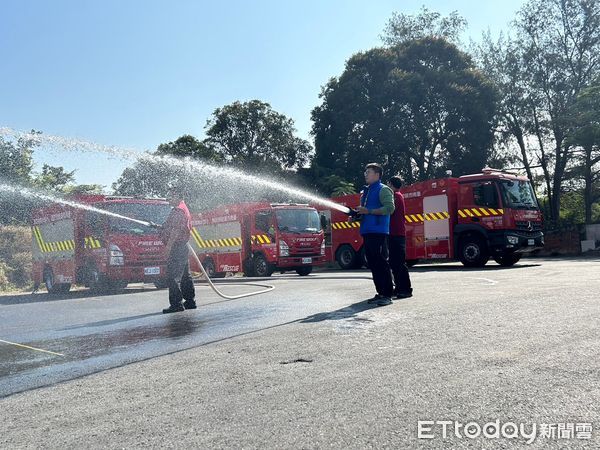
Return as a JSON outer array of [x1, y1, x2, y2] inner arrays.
[[186, 243, 275, 299]]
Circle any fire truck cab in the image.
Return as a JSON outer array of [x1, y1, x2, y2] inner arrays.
[[189, 202, 326, 277], [318, 168, 544, 268], [32, 195, 171, 293]]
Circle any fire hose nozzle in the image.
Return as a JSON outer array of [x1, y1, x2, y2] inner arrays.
[[345, 208, 360, 218]]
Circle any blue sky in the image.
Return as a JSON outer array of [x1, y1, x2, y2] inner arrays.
[[1, 0, 525, 189]]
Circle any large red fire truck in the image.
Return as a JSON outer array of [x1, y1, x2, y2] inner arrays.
[[316, 169, 544, 269], [188, 202, 326, 277], [32, 195, 172, 293]]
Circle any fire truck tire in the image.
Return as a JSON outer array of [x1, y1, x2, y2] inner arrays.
[[154, 279, 168, 289], [108, 280, 128, 291], [243, 259, 255, 277], [252, 253, 273, 277], [459, 235, 490, 267], [296, 266, 313, 276], [86, 265, 108, 292], [336, 245, 358, 270], [43, 268, 71, 294], [202, 258, 227, 279], [494, 253, 522, 267]]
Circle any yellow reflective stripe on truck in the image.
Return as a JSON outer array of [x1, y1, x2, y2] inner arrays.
[[34, 226, 98, 253], [458, 208, 504, 218], [190, 227, 245, 249]]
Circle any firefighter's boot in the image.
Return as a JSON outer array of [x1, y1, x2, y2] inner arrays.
[[163, 304, 185, 314]]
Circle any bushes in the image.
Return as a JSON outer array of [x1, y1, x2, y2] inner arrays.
[[0, 225, 32, 291]]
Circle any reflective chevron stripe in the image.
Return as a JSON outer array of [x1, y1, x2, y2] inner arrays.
[[190, 227, 247, 249], [33, 226, 90, 253], [458, 208, 504, 218]]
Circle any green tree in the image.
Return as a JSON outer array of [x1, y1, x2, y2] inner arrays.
[[32, 164, 76, 191], [113, 135, 230, 211], [0, 132, 39, 184], [311, 38, 497, 188], [567, 81, 600, 223], [204, 100, 312, 173], [0, 133, 40, 224], [381, 6, 467, 46], [156, 134, 221, 161], [515, 0, 600, 223]]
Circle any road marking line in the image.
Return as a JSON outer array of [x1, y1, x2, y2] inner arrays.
[[0, 339, 64, 356], [466, 277, 499, 286]]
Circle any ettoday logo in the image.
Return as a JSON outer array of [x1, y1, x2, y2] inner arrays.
[[417, 420, 593, 444]]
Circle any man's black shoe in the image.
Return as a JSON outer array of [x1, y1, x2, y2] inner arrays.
[[183, 300, 197, 310], [162, 304, 184, 314], [395, 291, 413, 299], [367, 294, 383, 304], [377, 296, 393, 306]]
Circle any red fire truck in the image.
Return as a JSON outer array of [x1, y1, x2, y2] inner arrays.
[[32, 195, 172, 293], [317, 169, 544, 269], [188, 202, 326, 277]]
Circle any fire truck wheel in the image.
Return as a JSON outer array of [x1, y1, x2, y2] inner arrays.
[[296, 266, 313, 276], [252, 253, 273, 277], [201, 259, 226, 279], [86, 265, 107, 292], [107, 280, 128, 291], [494, 253, 522, 267], [154, 279, 169, 289], [459, 235, 490, 267], [43, 268, 71, 294], [336, 245, 358, 270]]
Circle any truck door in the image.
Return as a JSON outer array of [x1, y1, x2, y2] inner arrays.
[[424, 194, 450, 259]]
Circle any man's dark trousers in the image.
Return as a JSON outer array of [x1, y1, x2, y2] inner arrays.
[[389, 235, 412, 295], [167, 241, 195, 306], [363, 233, 394, 297]]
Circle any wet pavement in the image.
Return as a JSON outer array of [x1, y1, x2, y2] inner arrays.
[[0, 273, 375, 397]]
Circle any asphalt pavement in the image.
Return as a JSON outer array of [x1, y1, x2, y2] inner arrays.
[[1, 257, 599, 448]]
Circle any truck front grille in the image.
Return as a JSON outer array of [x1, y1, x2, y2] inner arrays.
[[515, 221, 543, 232]]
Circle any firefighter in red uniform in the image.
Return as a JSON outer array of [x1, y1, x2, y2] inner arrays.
[[161, 189, 196, 314], [387, 176, 413, 298]]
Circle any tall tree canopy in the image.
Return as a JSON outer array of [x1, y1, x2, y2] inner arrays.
[[381, 6, 467, 46], [311, 38, 497, 189], [204, 100, 312, 172], [476, 0, 600, 224]]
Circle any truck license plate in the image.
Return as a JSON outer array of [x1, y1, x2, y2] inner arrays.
[[144, 267, 160, 275], [301, 257, 312, 264], [528, 239, 535, 246]]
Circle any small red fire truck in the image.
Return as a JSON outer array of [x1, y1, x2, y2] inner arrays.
[[32, 195, 172, 293], [188, 202, 326, 277], [317, 169, 544, 269]]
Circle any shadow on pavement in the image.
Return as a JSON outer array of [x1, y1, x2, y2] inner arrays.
[[299, 299, 380, 323]]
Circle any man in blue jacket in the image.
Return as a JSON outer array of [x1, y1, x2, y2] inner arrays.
[[353, 163, 395, 306]]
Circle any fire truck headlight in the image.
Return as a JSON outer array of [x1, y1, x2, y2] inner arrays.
[[320, 240, 326, 255], [507, 235, 519, 245], [109, 244, 125, 266], [279, 240, 289, 257]]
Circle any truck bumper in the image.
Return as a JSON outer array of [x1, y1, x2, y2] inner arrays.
[[488, 231, 544, 254], [107, 265, 167, 283], [276, 255, 327, 269]]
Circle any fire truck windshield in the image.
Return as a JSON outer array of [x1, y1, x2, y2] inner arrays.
[[101, 202, 172, 235], [276, 209, 322, 234], [499, 180, 538, 210]]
